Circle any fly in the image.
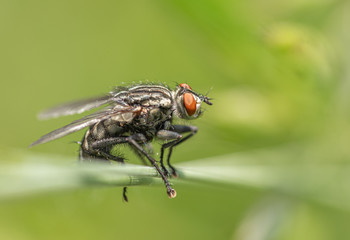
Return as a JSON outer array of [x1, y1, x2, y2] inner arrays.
[[30, 83, 213, 200]]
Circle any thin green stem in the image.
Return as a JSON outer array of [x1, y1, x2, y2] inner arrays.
[[0, 151, 350, 212]]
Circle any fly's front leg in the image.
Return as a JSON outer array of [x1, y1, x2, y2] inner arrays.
[[157, 125, 198, 177], [127, 135, 176, 198], [91, 134, 176, 199], [157, 130, 182, 175]]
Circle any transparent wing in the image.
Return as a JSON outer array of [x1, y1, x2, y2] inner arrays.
[[38, 95, 113, 120], [30, 105, 140, 147]]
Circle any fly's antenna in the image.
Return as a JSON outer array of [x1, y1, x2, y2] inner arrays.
[[199, 86, 213, 106], [205, 86, 214, 96], [201, 95, 213, 105], [185, 88, 213, 106]]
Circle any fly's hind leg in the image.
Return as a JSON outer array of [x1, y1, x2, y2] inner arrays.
[[122, 187, 128, 202], [91, 136, 147, 165], [98, 148, 129, 202], [80, 144, 124, 163], [91, 134, 176, 198], [82, 140, 128, 201], [97, 149, 125, 163]]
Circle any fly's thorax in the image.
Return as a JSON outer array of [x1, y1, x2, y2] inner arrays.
[[112, 85, 174, 127], [172, 85, 203, 120], [114, 85, 173, 109], [135, 106, 172, 127], [108, 105, 142, 124], [103, 118, 124, 135], [148, 108, 162, 121], [111, 112, 135, 123]]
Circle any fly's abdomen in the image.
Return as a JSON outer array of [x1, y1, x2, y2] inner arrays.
[[79, 129, 94, 160], [79, 120, 125, 161]]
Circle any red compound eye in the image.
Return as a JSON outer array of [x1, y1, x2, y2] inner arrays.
[[183, 92, 196, 116], [179, 83, 192, 90]]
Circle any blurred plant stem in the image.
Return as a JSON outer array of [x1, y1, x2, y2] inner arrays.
[[234, 196, 293, 240], [1, 147, 349, 212]]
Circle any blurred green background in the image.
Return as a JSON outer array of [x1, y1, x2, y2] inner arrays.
[[1, 0, 350, 239]]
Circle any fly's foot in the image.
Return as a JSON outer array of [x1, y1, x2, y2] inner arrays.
[[169, 165, 178, 178], [167, 188, 177, 199], [171, 169, 178, 178], [123, 187, 128, 202], [162, 166, 177, 178]]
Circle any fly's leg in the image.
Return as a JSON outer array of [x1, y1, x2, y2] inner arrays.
[[159, 148, 168, 176], [130, 146, 148, 166], [98, 150, 125, 162], [79, 147, 113, 163], [91, 134, 176, 198], [96, 149, 129, 202], [158, 125, 198, 177], [157, 130, 182, 176], [80, 145, 129, 201], [92, 136, 148, 165], [86, 139, 130, 201], [128, 136, 176, 198], [123, 187, 128, 202]]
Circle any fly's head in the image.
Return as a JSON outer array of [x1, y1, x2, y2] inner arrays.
[[173, 83, 213, 120]]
